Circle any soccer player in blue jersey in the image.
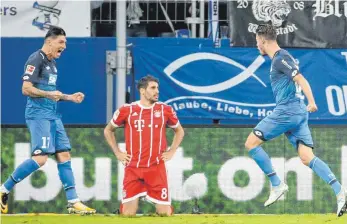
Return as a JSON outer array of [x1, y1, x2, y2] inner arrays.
[[0, 27, 95, 214], [244, 24, 346, 217]]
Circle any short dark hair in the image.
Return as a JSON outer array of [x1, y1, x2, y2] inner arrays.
[[256, 24, 277, 40], [45, 26, 66, 39], [137, 75, 159, 91]]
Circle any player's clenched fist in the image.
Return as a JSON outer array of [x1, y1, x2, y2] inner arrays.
[[71, 92, 85, 103], [307, 103, 318, 113]]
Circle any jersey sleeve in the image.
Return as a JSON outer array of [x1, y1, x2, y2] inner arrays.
[[22, 53, 43, 83], [274, 55, 300, 79], [165, 105, 180, 129], [110, 105, 130, 127]]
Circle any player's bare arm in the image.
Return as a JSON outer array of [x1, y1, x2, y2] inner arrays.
[[61, 92, 85, 103], [161, 124, 185, 162], [104, 122, 131, 165], [293, 74, 318, 113], [22, 81, 62, 101]]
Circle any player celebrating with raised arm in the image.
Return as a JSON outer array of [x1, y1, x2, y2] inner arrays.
[[244, 24, 346, 217], [0, 27, 95, 214], [104, 75, 185, 216]]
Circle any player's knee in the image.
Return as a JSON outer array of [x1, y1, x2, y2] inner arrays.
[[244, 141, 252, 150], [156, 211, 172, 216], [245, 132, 262, 151], [55, 151, 71, 163], [121, 211, 136, 216], [156, 205, 173, 216], [245, 139, 258, 151], [298, 145, 315, 166], [121, 209, 137, 216], [299, 154, 312, 166], [32, 155, 48, 167], [120, 202, 138, 216]]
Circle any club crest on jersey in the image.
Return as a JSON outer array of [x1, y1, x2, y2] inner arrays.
[[154, 110, 161, 118], [25, 65, 36, 75]]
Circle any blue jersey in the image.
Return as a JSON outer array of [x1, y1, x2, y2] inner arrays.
[[270, 49, 304, 105], [253, 50, 313, 148], [22, 50, 60, 120]]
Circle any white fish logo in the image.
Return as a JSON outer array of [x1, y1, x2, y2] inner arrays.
[[163, 53, 266, 94]]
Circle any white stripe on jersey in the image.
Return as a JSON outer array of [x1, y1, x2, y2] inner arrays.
[[147, 107, 154, 167], [158, 105, 164, 159], [128, 106, 133, 164], [137, 107, 144, 168], [110, 119, 119, 128], [168, 121, 180, 129]]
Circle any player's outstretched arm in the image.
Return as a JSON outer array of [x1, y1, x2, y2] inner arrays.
[[293, 74, 318, 113], [104, 122, 131, 165], [22, 81, 62, 101], [161, 124, 185, 162]]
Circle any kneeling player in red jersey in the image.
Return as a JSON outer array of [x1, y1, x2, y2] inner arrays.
[[104, 75, 185, 216]]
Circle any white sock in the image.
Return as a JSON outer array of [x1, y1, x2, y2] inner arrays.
[[0, 185, 10, 194]]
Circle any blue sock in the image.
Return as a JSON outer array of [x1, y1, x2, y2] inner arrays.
[[3, 159, 40, 192], [249, 146, 281, 187], [57, 160, 79, 203], [309, 157, 342, 195]]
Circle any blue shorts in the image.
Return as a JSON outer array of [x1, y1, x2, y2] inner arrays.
[[253, 101, 314, 149], [26, 119, 71, 156]]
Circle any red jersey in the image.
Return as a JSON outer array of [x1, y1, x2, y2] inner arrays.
[[111, 101, 179, 168]]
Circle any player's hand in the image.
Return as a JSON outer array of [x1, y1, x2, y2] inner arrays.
[[71, 92, 85, 103], [115, 151, 131, 166], [307, 103, 318, 113], [161, 150, 175, 162], [46, 91, 63, 101]]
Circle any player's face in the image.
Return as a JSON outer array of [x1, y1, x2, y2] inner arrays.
[[256, 35, 266, 56], [49, 35, 67, 59], [143, 81, 159, 103]]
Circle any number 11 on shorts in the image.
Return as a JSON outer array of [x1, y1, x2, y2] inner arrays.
[[42, 137, 50, 149]]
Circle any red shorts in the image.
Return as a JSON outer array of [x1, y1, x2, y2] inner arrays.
[[122, 162, 170, 205]]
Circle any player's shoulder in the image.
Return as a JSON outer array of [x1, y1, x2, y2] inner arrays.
[[279, 49, 290, 56], [118, 102, 138, 112], [29, 50, 45, 60], [123, 102, 135, 107], [26, 50, 45, 64], [274, 49, 295, 67], [277, 49, 295, 61], [119, 102, 135, 109]]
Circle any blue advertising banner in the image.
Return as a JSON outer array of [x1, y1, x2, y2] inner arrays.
[[132, 39, 347, 124], [2, 38, 346, 125]]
